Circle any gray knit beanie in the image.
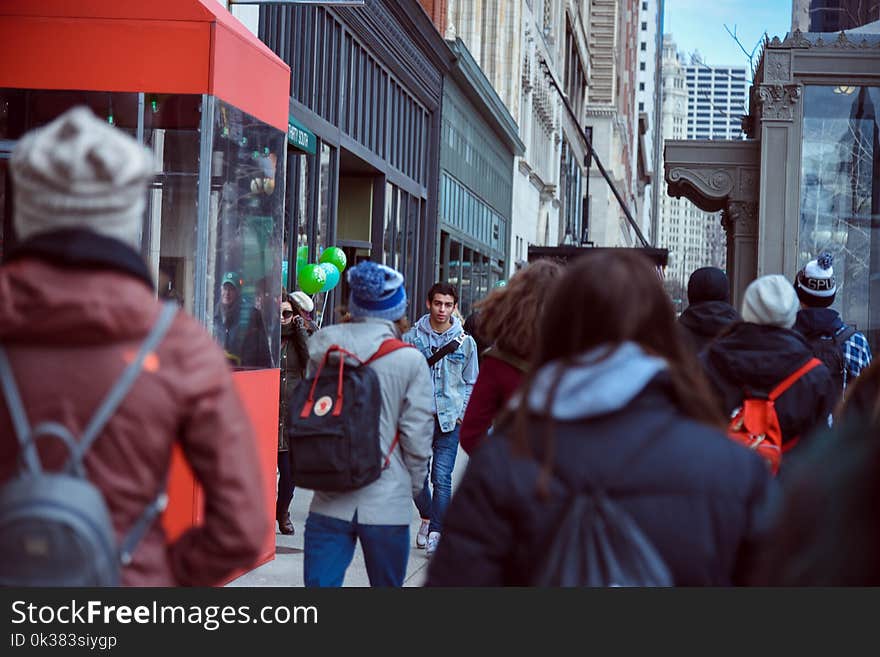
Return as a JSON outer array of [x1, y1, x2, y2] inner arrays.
[[10, 106, 157, 249]]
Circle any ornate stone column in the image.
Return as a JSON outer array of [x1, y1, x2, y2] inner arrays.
[[721, 201, 758, 309], [754, 44, 804, 280]]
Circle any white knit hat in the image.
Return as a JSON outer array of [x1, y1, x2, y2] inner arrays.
[[10, 106, 157, 249], [289, 290, 315, 313], [742, 275, 799, 329]]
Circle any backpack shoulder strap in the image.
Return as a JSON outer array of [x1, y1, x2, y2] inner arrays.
[[72, 302, 178, 465], [425, 332, 466, 368], [366, 338, 412, 364], [834, 324, 857, 345], [0, 347, 40, 473], [768, 358, 822, 401]]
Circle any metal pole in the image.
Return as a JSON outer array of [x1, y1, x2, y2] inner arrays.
[[540, 61, 650, 248]]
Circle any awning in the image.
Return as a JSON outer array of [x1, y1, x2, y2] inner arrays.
[[0, 0, 290, 131]]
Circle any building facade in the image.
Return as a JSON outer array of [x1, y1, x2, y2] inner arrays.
[[585, 0, 649, 247], [438, 39, 525, 316], [255, 0, 453, 323], [637, 0, 665, 243], [792, 0, 880, 32], [658, 36, 732, 310], [685, 58, 749, 140]]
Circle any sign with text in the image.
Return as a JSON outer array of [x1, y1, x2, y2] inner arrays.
[[287, 116, 317, 155]]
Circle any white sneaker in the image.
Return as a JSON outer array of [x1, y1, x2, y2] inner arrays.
[[425, 531, 441, 557], [416, 519, 430, 548]]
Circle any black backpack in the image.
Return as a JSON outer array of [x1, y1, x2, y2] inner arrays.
[[0, 302, 177, 587], [287, 339, 411, 492], [804, 324, 856, 397], [532, 490, 673, 587]]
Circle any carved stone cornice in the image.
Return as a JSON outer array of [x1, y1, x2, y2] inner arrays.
[[756, 83, 802, 121], [764, 50, 791, 83], [721, 201, 758, 238], [667, 168, 734, 211], [773, 28, 880, 50]]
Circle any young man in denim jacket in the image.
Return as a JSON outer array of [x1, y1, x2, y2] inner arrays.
[[403, 283, 479, 556]]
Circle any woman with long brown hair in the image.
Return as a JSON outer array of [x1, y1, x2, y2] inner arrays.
[[459, 259, 563, 454], [426, 251, 777, 586]]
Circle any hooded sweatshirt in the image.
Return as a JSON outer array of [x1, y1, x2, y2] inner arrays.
[[678, 301, 741, 353]]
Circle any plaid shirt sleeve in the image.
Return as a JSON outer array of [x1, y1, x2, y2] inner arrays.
[[843, 331, 872, 389]]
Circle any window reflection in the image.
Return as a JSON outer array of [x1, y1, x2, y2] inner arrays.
[[800, 85, 880, 350], [209, 100, 285, 369]]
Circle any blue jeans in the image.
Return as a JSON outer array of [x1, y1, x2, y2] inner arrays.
[[303, 512, 409, 587], [414, 419, 460, 535]]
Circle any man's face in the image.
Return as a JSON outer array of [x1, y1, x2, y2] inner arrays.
[[221, 283, 238, 306], [427, 293, 456, 326]]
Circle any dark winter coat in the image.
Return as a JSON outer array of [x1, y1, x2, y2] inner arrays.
[[0, 230, 267, 586], [678, 300, 741, 353], [212, 298, 272, 369], [278, 318, 311, 451], [426, 343, 777, 586], [701, 322, 836, 451], [459, 348, 528, 455]]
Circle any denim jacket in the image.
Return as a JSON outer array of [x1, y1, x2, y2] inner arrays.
[[404, 315, 479, 433]]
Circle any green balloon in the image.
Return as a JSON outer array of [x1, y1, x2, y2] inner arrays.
[[319, 246, 347, 273], [298, 263, 326, 295]]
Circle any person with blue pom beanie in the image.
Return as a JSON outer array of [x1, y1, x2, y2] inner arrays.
[[301, 261, 434, 587], [793, 252, 872, 398]]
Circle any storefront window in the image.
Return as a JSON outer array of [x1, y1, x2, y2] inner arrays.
[[800, 85, 880, 348], [209, 99, 285, 369], [142, 94, 201, 317]]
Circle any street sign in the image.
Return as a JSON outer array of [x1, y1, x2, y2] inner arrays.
[[288, 116, 317, 154]]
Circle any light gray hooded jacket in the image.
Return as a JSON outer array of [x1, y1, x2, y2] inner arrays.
[[305, 317, 434, 525]]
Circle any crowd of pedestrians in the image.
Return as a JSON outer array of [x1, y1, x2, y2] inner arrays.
[[1, 108, 877, 587]]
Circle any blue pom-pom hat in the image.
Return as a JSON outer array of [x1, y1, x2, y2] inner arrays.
[[347, 261, 408, 321]]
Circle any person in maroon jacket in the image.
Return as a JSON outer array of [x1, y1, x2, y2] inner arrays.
[[0, 107, 266, 586], [459, 260, 563, 454]]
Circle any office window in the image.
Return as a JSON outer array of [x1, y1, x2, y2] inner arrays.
[[640, 42, 646, 51], [641, 21, 647, 30], [638, 101, 644, 111], [639, 82, 645, 91], [642, 1, 647, 9], [640, 62, 646, 71]]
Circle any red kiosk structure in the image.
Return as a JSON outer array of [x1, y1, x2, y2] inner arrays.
[[0, 0, 292, 577]]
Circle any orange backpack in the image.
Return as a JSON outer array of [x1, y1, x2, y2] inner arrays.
[[726, 358, 822, 475]]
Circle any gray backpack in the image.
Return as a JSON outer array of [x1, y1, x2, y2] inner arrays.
[[0, 303, 177, 587]]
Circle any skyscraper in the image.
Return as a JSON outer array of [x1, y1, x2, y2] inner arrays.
[[792, 0, 880, 33], [685, 59, 748, 141]]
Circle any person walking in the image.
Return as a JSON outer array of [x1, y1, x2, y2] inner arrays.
[[793, 252, 872, 403], [425, 251, 776, 586], [302, 261, 433, 587], [276, 289, 315, 536], [459, 259, 563, 455], [0, 107, 266, 585], [701, 275, 836, 464], [404, 283, 479, 556], [677, 267, 741, 353]]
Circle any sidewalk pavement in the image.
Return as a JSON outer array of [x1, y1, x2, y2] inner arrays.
[[226, 445, 469, 588]]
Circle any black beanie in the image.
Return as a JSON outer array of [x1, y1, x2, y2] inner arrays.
[[687, 267, 730, 305]]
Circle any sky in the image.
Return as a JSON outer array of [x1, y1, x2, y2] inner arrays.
[[664, 0, 793, 69]]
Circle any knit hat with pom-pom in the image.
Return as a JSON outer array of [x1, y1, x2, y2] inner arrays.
[[795, 251, 837, 308], [347, 261, 407, 321]]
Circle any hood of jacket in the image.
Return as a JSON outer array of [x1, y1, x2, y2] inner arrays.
[[703, 322, 816, 389], [307, 317, 401, 365], [0, 230, 158, 346], [413, 313, 463, 349], [678, 301, 741, 339], [794, 307, 844, 338], [520, 342, 668, 421]]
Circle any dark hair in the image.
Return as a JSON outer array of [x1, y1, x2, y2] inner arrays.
[[427, 282, 458, 305], [475, 260, 563, 360], [837, 358, 880, 428], [509, 250, 725, 497]]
